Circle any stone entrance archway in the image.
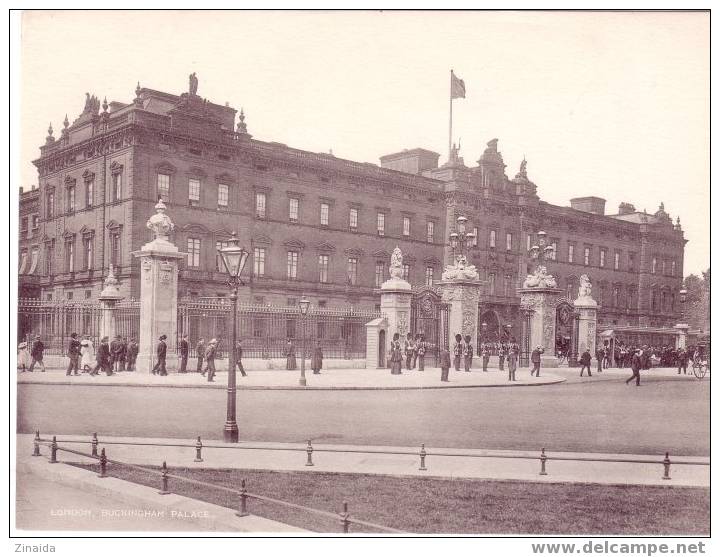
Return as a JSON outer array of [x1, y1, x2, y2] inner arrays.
[[555, 300, 575, 359]]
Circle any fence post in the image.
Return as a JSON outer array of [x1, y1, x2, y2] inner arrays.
[[158, 461, 171, 494], [98, 448, 108, 478], [32, 430, 41, 457], [194, 436, 204, 462], [339, 501, 350, 534], [305, 440, 314, 466], [91, 433, 98, 457], [539, 448, 548, 475], [419, 443, 427, 471], [236, 478, 249, 517], [662, 452, 671, 480], [49, 436, 58, 464]]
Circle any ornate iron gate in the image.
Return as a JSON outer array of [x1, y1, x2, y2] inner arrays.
[[410, 287, 450, 367]]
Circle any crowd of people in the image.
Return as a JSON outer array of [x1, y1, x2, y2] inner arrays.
[[589, 342, 708, 374]]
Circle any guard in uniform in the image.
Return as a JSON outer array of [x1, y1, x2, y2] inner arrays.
[[389, 333, 403, 375], [463, 335, 474, 372], [179, 334, 189, 373], [507, 342, 519, 381], [416, 335, 427, 371], [404, 333, 416, 370], [452, 334, 463, 372], [481, 343, 490, 372], [439, 346, 451, 382], [498, 342, 507, 371]]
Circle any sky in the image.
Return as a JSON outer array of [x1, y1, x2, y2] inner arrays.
[[19, 10, 709, 275]]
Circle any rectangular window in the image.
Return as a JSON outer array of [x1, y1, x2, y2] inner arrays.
[[112, 172, 122, 202], [32, 215, 39, 229], [288, 197, 299, 222], [347, 258, 358, 285], [402, 217, 411, 237], [46, 192, 54, 218], [584, 247, 590, 266], [526, 234, 532, 252], [473, 227, 479, 247], [489, 230, 496, 248], [253, 247, 266, 277], [377, 212, 385, 236], [110, 233, 120, 267], [188, 178, 200, 205], [215, 240, 230, 272], [506, 232, 513, 251], [427, 221, 435, 243], [402, 264, 410, 282], [652, 257, 657, 274], [320, 203, 329, 226], [425, 266, 434, 286], [671, 260, 676, 276], [488, 272, 496, 295], [287, 251, 298, 279], [568, 244, 575, 263], [614, 252, 620, 270], [349, 208, 358, 230], [375, 262, 385, 287], [65, 241, 74, 273], [187, 238, 200, 267], [20, 217, 28, 235], [217, 184, 229, 207], [255, 193, 266, 218], [83, 237, 93, 271], [67, 186, 76, 213], [503, 275, 512, 297], [600, 249, 607, 268], [550, 241, 557, 260], [613, 286, 620, 307], [85, 178, 94, 207], [45, 243, 54, 275], [318, 254, 329, 283], [157, 173, 170, 200]]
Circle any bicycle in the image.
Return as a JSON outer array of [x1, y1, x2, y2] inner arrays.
[[692, 358, 709, 380]]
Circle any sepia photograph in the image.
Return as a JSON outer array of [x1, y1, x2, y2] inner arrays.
[[10, 7, 711, 546]]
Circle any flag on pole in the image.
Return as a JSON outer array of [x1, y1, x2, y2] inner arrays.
[[451, 71, 466, 99]]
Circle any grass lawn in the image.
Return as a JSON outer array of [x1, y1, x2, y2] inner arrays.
[[74, 464, 709, 535]]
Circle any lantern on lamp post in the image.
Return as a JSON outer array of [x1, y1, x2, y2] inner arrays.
[[448, 215, 476, 265], [298, 296, 311, 386], [217, 232, 250, 443]]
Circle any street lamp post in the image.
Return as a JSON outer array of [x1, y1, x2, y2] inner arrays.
[[679, 284, 688, 322], [217, 232, 250, 443], [449, 215, 476, 264], [298, 296, 311, 387], [528, 230, 555, 266]]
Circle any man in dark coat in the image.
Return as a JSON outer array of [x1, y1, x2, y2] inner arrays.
[[196, 338, 205, 373], [626, 348, 642, 386], [179, 334, 189, 373], [66, 332, 81, 376], [677, 347, 688, 375], [118, 337, 128, 371], [439, 347, 451, 382], [126, 338, 138, 371], [203, 339, 217, 381], [29, 335, 46, 372], [530, 346, 544, 377], [310, 340, 323, 375], [579, 348, 592, 377], [110, 335, 123, 373], [91, 336, 111, 376], [507, 342, 519, 381], [152, 334, 168, 376], [235, 339, 247, 377], [595, 346, 604, 373]]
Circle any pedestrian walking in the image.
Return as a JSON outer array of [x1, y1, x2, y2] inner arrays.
[[507, 342, 518, 381], [285, 339, 297, 370], [439, 346, 451, 382], [530, 346, 544, 377], [463, 335, 474, 372], [110, 335, 123, 373], [17, 341, 31, 372], [481, 343, 490, 372], [595, 346, 604, 373], [152, 334, 168, 376], [179, 334, 189, 373], [195, 337, 205, 373], [579, 348, 592, 377], [389, 333, 403, 375], [125, 337, 138, 371], [626, 348, 642, 386], [203, 339, 217, 381], [66, 332, 81, 376], [677, 348, 688, 375], [311, 340, 323, 374], [80, 336, 95, 372], [452, 334, 463, 371], [235, 339, 247, 377], [29, 335, 46, 372], [416, 335, 427, 371], [91, 336, 111, 376]]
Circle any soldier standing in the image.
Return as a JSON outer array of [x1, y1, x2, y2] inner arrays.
[[179, 334, 189, 373], [481, 343, 490, 372], [439, 346, 451, 382], [152, 334, 168, 376], [507, 342, 519, 381], [404, 333, 416, 370], [498, 342, 507, 371], [66, 332, 81, 376], [110, 335, 123, 373], [452, 334, 463, 372], [416, 335, 427, 371], [463, 335, 474, 372], [195, 338, 205, 373]]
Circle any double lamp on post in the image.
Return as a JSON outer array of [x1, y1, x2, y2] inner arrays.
[[217, 232, 250, 443], [298, 295, 311, 387], [449, 215, 476, 262]]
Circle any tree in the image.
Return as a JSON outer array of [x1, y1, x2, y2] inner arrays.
[[682, 268, 709, 333]]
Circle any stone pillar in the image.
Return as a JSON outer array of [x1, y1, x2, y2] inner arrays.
[[379, 280, 412, 349], [518, 287, 564, 368], [98, 265, 123, 341], [439, 280, 482, 349], [574, 299, 598, 362], [131, 200, 186, 373], [674, 323, 689, 349]]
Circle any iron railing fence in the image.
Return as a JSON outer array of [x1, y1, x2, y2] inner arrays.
[[177, 298, 381, 360], [34, 436, 405, 534], [115, 299, 141, 342]]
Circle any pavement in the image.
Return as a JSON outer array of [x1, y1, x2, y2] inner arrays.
[[15, 366, 567, 390], [16, 434, 710, 489]]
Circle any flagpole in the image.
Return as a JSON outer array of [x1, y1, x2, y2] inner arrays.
[[449, 69, 453, 161]]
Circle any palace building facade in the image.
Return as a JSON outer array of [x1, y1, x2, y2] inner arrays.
[[19, 79, 686, 341]]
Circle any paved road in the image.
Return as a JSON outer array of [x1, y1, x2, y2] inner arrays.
[[17, 371, 709, 455]]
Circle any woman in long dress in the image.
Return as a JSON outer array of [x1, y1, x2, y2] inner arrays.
[[285, 340, 297, 370], [80, 336, 95, 372], [17, 342, 31, 372], [389, 333, 403, 375]]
